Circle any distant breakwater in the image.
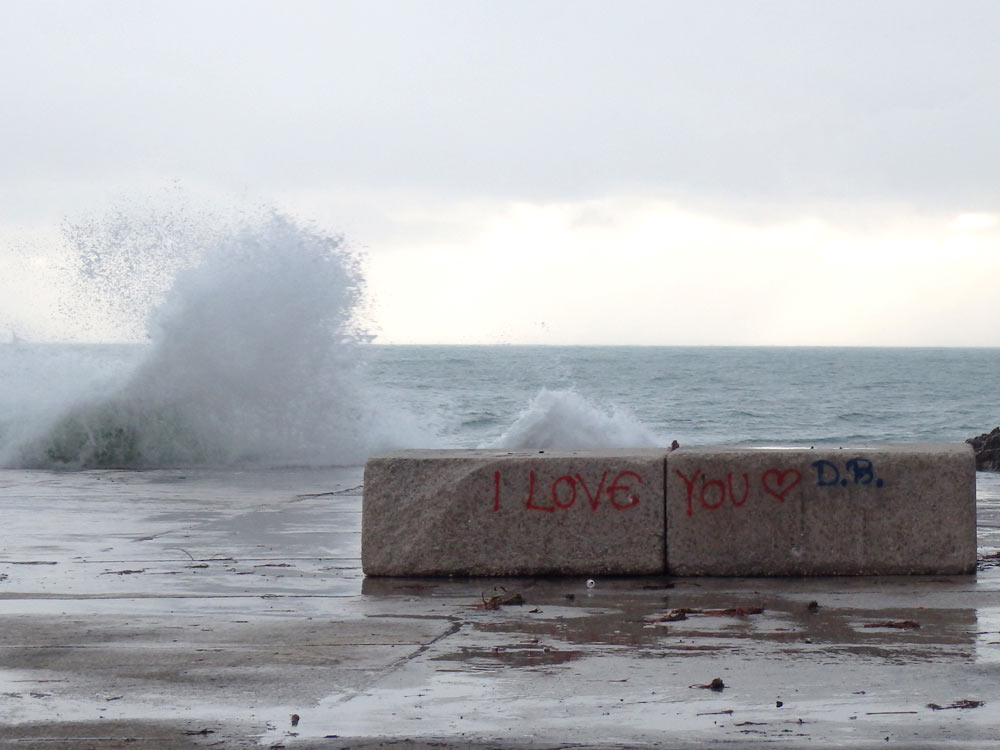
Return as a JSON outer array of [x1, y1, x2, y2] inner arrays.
[[968, 427, 1000, 471]]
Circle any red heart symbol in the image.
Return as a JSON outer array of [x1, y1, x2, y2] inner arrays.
[[761, 469, 801, 501]]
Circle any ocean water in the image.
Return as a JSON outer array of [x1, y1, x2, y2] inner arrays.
[[364, 345, 1000, 452], [0, 209, 997, 470], [2, 343, 999, 470]]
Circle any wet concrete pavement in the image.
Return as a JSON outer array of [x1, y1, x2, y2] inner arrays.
[[2, 467, 1000, 749]]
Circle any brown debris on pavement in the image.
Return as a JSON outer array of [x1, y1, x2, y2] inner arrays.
[[927, 699, 984, 710], [477, 588, 526, 610], [658, 610, 688, 622], [707, 606, 765, 617], [690, 677, 726, 691], [656, 605, 765, 621], [863, 620, 920, 629]]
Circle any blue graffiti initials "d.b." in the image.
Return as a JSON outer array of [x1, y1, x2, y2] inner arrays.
[[811, 457, 883, 489]]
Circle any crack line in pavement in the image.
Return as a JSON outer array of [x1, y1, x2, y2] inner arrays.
[[330, 617, 463, 707]]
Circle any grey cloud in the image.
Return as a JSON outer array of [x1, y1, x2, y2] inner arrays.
[[1, 0, 998, 210]]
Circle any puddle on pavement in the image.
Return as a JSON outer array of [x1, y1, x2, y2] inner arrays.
[[974, 605, 1000, 663], [433, 642, 584, 670], [366, 576, 981, 666]]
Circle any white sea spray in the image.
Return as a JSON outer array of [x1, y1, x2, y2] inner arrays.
[[7, 209, 429, 468]]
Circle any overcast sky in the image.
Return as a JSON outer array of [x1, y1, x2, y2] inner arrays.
[[2, 0, 999, 345]]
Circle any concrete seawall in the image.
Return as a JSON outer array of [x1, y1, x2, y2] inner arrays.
[[362, 444, 976, 576]]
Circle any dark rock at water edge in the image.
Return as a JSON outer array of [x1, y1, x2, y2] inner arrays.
[[967, 427, 1000, 472]]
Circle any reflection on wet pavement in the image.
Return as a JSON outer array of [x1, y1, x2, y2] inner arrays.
[[2, 469, 1000, 748], [365, 575, 980, 665]]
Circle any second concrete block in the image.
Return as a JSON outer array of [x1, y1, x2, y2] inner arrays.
[[666, 444, 976, 575]]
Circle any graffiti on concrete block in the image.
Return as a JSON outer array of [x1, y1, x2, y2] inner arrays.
[[492, 469, 643, 512], [677, 457, 884, 516], [675, 468, 801, 516], [811, 457, 885, 488]]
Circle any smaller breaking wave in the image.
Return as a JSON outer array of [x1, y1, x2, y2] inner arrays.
[[486, 389, 661, 450]]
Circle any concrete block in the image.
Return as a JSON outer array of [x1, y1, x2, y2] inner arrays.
[[666, 444, 976, 576], [362, 449, 667, 576]]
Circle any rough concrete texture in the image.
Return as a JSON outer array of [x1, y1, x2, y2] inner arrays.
[[667, 444, 976, 576], [362, 449, 667, 576]]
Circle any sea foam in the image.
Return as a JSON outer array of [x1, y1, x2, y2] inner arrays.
[[487, 388, 660, 450]]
